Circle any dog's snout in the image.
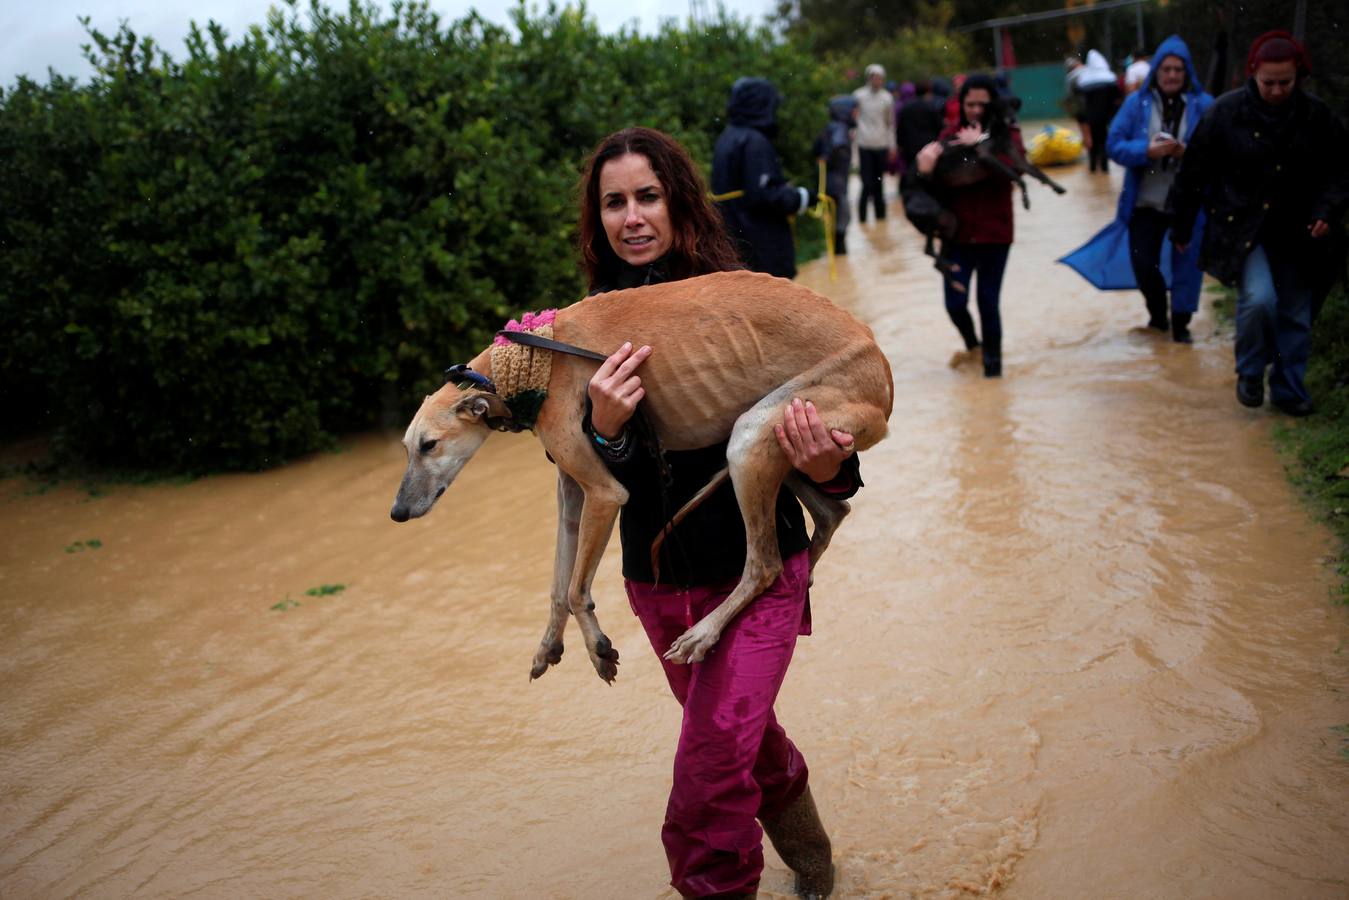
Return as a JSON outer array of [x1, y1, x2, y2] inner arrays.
[[390, 505, 410, 523], [434, 486, 446, 500]]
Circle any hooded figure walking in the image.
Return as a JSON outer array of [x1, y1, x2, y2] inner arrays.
[[713, 77, 817, 279], [813, 95, 858, 254], [1059, 35, 1214, 342]]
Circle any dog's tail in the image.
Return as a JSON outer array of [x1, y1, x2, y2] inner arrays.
[[650, 467, 731, 584]]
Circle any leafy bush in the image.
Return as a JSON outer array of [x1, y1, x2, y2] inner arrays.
[[0, 0, 835, 471]]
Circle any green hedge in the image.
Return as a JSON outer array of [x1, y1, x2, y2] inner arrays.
[[0, 1, 837, 471]]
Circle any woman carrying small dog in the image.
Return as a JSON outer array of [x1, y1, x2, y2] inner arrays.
[[575, 126, 860, 898], [1170, 31, 1349, 415], [915, 74, 1024, 378]]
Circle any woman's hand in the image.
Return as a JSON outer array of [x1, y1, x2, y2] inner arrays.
[[774, 398, 855, 483], [916, 141, 943, 175], [589, 341, 651, 440], [953, 125, 983, 146], [1310, 220, 1330, 238], [1147, 133, 1179, 159]]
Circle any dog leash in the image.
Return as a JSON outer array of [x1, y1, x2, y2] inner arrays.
[[494, 330, 609, 362]]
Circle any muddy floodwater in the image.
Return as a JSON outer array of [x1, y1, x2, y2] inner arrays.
[[3, 161, 1348, 899]]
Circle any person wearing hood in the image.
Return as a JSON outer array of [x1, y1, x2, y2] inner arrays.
[[1170, 31, 1349, 416], [712, 77, 817, 279], [814, 94, 859, 253], [1076, 50, 1121, 172], [1059, 35, 1214, 342], [852, 64, 897, 222]]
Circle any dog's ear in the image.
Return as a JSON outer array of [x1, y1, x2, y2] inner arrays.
[[454, 391, 513, 428]]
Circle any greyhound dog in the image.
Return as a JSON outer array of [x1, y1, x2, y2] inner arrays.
[[390, 270, 893, 682]]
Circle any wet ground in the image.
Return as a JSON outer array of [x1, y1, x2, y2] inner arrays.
[[2, 159, 1347, 899]]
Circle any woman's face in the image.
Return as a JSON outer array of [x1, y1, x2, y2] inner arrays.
[[598, 153, 673, 268], [1154, 55, 1186, 96], [962, 88, 991, 126], [1254, 59, 1297, 106]]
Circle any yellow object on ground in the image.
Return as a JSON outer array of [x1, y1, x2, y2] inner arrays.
[[1026, 124, 1083, 166]]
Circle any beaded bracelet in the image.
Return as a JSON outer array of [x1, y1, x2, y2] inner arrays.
[[592, 427, 629, 455]]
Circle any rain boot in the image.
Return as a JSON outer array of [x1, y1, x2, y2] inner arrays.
[[1145, 295, 1169, 332], [834, 232, 847, 255], [1171, 312, 1192, 344], [762, 787, 835, 899], [982, 335, 1002, 378]]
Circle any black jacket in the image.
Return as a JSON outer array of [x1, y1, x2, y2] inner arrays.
[[586, 261, 861, 585], [712, 78, 808, 279], [897, 96, 944, 170], [1170, 80, 1349, 288]]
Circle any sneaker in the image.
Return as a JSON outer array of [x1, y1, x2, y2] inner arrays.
[[1236, 375, 1264, 408]]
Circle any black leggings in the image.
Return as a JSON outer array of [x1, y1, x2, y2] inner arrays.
[[858, 148, 888, 221], [1127, 206, 1171, 319]]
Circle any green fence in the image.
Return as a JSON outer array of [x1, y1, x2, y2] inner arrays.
[[1008, 62, 1072, 121]]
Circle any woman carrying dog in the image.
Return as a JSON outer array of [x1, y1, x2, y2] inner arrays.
[[576, 126, 860, 898], [1060, 35, 1214, 342], [915, 74, 1024, 378], [1170, 31, 1349, 416]]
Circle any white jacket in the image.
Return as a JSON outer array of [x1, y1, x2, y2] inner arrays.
[[851, 86, 896, 151]]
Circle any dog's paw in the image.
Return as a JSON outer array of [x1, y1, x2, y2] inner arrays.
[[664, 625, 720, 665], [528, 639, 565, 681], [591, 633, 620, 684]]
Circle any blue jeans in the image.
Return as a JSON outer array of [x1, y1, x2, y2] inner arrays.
[[1237, 245, 1312, 405], [943, 243, 1011, 364]]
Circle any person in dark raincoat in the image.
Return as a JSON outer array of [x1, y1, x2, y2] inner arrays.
[[1170, 31, 1349, 416], [1058, 35, 1214, 343], [712, 77, 816, 279], [813, 94, 858, 254]]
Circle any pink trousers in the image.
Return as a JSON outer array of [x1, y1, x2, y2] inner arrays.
[[625, 550, 813, 898]]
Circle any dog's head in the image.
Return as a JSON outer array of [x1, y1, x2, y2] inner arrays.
[[389, 381, 513, 522]]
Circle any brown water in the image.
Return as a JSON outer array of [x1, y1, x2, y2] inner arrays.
[[3, 161, 1347, 899]]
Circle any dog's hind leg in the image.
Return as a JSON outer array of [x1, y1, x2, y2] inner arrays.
[[664, 394, 796, 665], [530, 471, 583, 680], [784, 473, 850, 586]]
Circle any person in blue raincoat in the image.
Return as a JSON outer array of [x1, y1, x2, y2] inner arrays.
[[1059, 35, 1213, 343]]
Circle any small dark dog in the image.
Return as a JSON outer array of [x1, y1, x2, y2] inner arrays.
[[903, 95, 1066, 290]]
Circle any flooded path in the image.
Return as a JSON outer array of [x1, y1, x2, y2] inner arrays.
[[3, 160, 1347, 898]]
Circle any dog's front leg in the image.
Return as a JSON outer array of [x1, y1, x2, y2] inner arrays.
[[530, 472, 584, 680], [567, 482, 625, 682]]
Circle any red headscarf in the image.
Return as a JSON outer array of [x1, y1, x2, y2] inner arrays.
[[1246, 30, 1312, 79]]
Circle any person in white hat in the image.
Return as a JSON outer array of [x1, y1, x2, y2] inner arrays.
[[852, 63, 897, 222]]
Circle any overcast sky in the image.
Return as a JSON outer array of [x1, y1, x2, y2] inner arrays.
[[2, 0, 779, 88]]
